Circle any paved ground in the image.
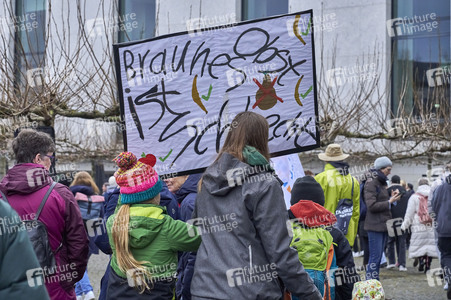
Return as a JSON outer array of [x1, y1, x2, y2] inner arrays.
[[353, 255, 448, 300], [86, 252, 109, 299], [86, 252, 449, 300]]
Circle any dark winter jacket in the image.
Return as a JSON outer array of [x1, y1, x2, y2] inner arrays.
[[0, 163, 89, 300], [431, 178, 451, 237], [94, 187, 119, 300], [0, 200, 50, 300], [387, 184, 408, 219], [363, 169, 391, 232], [70, 185, 104, 255], [95, 187, 120, 255], [191, 152, 321, 300], [175, 173, 202, 300], [160, 181, 179, 220], [327, 227, 359, 300], [104, 187, 120, 221], [107, 265, 175, 300]]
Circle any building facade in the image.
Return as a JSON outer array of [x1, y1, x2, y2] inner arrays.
[[0, 0, 449, 186]]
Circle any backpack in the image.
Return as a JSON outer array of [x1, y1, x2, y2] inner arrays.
[[416, 193, 432, 225], [74, 192, 104, 221], [334, 178, 354, 235], [1, 182, 59, 270], [290, 222, 334, 299]]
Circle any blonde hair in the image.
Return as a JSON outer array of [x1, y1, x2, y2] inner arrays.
[[400, 180, 407, 189], [70, 171, 100, 194], [111, 195, 160, 293]]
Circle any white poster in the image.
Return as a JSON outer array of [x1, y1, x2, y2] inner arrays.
[[272, 154, 305, 209], [114, 10, 319, 176]]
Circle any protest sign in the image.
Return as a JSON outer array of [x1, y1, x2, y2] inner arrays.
[[272, 153, 305, 209], [113, 10, 319, 176]]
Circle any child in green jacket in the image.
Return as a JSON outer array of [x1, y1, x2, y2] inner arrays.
[[106, 152, 201, 299]]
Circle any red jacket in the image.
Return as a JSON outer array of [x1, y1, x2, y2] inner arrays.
[[0, 163, 89, 300]]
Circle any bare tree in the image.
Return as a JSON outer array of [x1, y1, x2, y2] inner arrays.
[[0, 0, 448, 167], [0, 0, 122, 162], [314, 34, 450, 162]]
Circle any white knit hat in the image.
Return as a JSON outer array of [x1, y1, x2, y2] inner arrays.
[[108, 175, 118, 188]]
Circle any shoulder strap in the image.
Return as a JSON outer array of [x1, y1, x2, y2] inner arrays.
[[324, 244, 335, 300], [87, 196, 93, 215], [351, 177, 354, 198], [415, 192, 426, 200], [35, 182, 57, 220], [0, 190, 8, 203]]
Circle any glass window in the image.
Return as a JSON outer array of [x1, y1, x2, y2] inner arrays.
[[242, 0, 288, 21], [14, 0, 46, 86], [118, 0, 156, 42], [391, 0, 450, 117]]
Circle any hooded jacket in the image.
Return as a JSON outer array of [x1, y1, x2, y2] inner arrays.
[[289, 201, 357, 300], [106, 203, 201, 280], [190, 152, 321, 300], [160, 181, 179, 220], [0, 200, 50, 300], [431, 177, 451, 237], [0, 163, 89, 300], [288, 201, 334, 299], [175, 174, 202, 300], [70, 185, 104, 255], [315, 163, 360, 246], [401, 185, 438, 258], [175, 174, 202, 222]]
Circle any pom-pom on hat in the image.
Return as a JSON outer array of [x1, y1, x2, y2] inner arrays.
[[113, 152, 162, 204]]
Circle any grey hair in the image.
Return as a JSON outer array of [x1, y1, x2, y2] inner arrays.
[[12, 129, 55, 164], [418, 177, 430, 186]]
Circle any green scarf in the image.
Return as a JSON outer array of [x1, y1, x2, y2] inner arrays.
[[242, 145, 274, 171]]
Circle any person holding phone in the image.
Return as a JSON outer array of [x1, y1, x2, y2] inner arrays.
[[386, 176, 408, 271], [363, 157, 401, 280]]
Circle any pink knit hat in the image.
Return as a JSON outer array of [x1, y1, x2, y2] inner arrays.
[[113, 152, 162, 204]]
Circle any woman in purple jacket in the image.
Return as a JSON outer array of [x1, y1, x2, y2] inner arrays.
[[70, 172, 104, 300], [0, 129, 89, 300]]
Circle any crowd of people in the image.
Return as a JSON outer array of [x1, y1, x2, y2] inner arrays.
[[0, 112, 450, 300]]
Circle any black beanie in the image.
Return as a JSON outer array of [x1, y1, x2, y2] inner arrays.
[[290, 176, 325, 206], [391, 175, 401, 184]]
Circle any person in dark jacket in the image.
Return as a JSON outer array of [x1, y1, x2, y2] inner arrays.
[[161, 180, 180, 220], [0, 200, 50, 299], [191, 112, 321, 300], [364, 157, 400, 281], [404, 181, 415, 250], [431, 174, 451, 300], [95, 186, 119, 300], [165, 173, 202, 300], [0, 129, 89, 300], [70, 171, 104, 300], [289, 176, 358, 300], [386, 175, 408, 271]]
